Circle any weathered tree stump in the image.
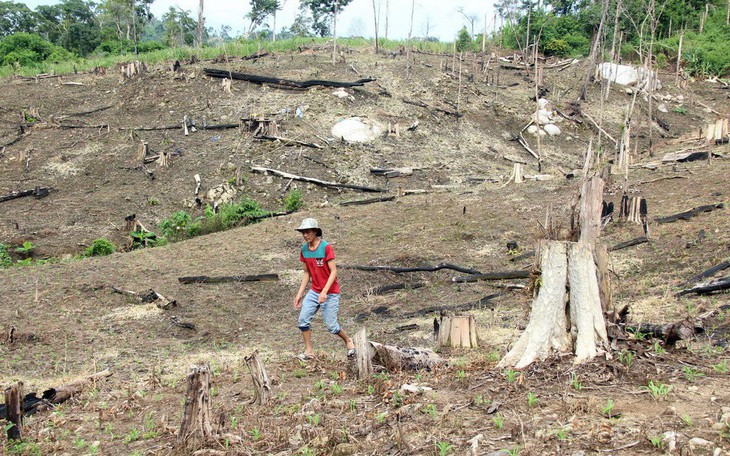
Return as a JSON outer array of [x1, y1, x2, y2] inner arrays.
[[178, 365, 213, 448], [244, 350, 271, 405], [5, 382, 23, 440], [352, 328, 373, 379], [135, 140, 148, 162], [437, 315, 479, 348]]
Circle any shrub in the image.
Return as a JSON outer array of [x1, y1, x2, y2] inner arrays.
[[0, 243, 12, 268], [455, 27, 472, 52], [544, 39, 569, 56], [284, 189, 304, 212], [0, 33, 73, 67], [85, 239, 116, 257], [158, 210, 201, 241]]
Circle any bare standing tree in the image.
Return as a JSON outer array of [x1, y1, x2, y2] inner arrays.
[[421, 16, 434, 40], [332, 0, 339, 65], [372, 0, 380, 54], [406, 0, 415, 77], [197, 0, 203, 48], [384, 0, 389, 40], [457, 7, 478, 38]]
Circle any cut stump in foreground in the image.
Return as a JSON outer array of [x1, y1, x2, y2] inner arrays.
[[178, 364, 213, 449], [4, 382, 23, 441], [245, 350, 271, 405]]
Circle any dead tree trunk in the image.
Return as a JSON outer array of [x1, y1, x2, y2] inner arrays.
[[438, 315, 479, 348], [4, 383, 23, 441], [178, 365, 213, 448], [245, 350, 271, 405]]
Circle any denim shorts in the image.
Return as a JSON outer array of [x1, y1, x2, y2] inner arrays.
[[298, 289, 341, 334]]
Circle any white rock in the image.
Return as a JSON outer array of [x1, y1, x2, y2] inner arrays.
[[544, 124, 561, 136], [537, 129, 547, 137], [657, 103, 668, 113], [331, 117, 383, 143], [537, 98, 550, 109], [689, 437, 714, 449], [400, 383, 433, 394], [534, 108, 553, 125], [332, 87, 350, 98], [527, 125, 539, 135], [663, 431, 677, 451]]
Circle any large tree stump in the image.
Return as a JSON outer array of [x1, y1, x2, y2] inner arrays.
[[178, 365, 213, 448], [244, 350, 271, 405], [4, 383, 23, 441], [438, 315, 479, 348]]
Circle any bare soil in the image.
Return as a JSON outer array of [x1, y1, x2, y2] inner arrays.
[[1, 46, 729, 455]]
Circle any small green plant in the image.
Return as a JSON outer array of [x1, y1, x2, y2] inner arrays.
[[631, 330, 647, 341], [85, 238, 116, 257], [14, 241, 35, 258], [367, 384, 375, 395], [600, 399, 615, 418], [682, 366, 705, 382], [492, 413, 504, 429], [348, 399, 357, 412], [391, 391, 403, 407], [435, 440, 453, 456], [0, 243, 12, 268], [314, 380, 326, 392], [72, 436, 86, 449], [553, 427, 570, 441], [653, 341, 666, 354], [330, 382, 343, 395], [473, 394, 485, 405], [681, 414, 693, 426], [143, 413, 158, 439], [124, 428, 141, 443], [712, 359, 728, 373], [146, 197, 160, 206], [307, 414, 321, 426], [618, 350, 634, 369], [649, 435, 665, 449], [646, 380, 672, 400], [249, 427, 262, 441], [672, 106, 687, 114], [284, 189, 304, 212], [487, 350, 500, 362], [501, 446, 520, 456], [376, 412, 387, 424], [455, 370, 466, 381], [504, 368, 519, 383], [571, 372, 582, 390], [293, 368, 307, 378], [422, 403, 438, 418], [159, 210, 201, 240], [230, 416, 238, 429], [130, 229, 162, 249], [527, 392, 538, 407]]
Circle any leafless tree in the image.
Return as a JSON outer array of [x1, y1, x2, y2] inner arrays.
[[421, 16, 434, 40], [197, 0, 204, 48], [372, 0, 380, 54], [457, 7, 479, 38]]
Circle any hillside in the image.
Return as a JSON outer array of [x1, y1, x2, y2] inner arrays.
[[1, 46, 729, 455]]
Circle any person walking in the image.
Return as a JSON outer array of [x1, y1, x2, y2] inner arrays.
[[293, 218, 355, 359]]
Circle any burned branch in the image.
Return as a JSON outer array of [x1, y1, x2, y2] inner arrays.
[[178, 274, 279, 284], [204, 68, 375, 89], [251, 167, 387, 193], [655, 203, 724, 224], [343, 262, 482, 274]]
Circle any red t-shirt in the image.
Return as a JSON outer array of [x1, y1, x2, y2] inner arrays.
[[300, 240, 340, 294]]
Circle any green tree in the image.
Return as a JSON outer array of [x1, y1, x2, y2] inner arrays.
[[0, 1, 36, 38], [245, 0, 280, 37], [161, 6, 197, 47], [300, 0, 354, 37], [455, 26, 472, 51], [33, 0, 101, 56]]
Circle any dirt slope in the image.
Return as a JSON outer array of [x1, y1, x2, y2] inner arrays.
[[0, 47, 729, 455]]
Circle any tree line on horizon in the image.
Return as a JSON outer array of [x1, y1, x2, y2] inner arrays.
[[0, 0, 728, 76]]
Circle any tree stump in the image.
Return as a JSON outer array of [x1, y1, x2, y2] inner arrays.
[[178, 365, 213, 448], [5, 382, 23, 440], [135, 141, 148, 163], [513, 163, 523, 184], [437, 315, 479, 348], [244, 350, 271, 405], [352, 328, 373, 379]]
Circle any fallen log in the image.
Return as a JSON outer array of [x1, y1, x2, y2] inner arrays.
[[655, 203, 724, 224], [0, 371, 112, 417], [400, 294, 502, 319], [451, 270, 531, 283], [661, 151, 713, 162], [626, 320, 700, 345], [676, 276, 730, 297], [111, 286, 177, 310], [510, 251, 535, 262], [0, 187, 51, 203], [253, 134, 323, 149], [178, 274, 278, 284], [203, 68, 375, 89], [242, 51, 269, 61], [343, 262, 482, 275], [251, 166, 387, 193], [340, 195, 396, 206], [685, 260, 730, 286], [401, 97, 462, 118], [364, 282, 425, 296], [370, 341, 445, 371], [370, 167, 414, 178], [609, 236, 649, 251]]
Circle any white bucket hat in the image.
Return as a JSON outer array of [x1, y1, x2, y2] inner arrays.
[[296, 218, 322, 237]]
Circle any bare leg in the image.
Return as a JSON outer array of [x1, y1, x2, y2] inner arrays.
[[301, 330, 314, 356], [336, 329, 355, 349]]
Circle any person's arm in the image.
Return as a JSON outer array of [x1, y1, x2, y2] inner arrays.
[[294, 266, 310, 309], [318, 259, 337, 303]]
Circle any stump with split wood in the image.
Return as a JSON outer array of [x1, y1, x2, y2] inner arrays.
[[499, 168, 611, 368], [245, 350, 271, 405], [438, 315, 479, 348], [178, 365, 213, 448]]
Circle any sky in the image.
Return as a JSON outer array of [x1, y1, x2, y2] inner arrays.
[[21, 0, 498, 42]]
